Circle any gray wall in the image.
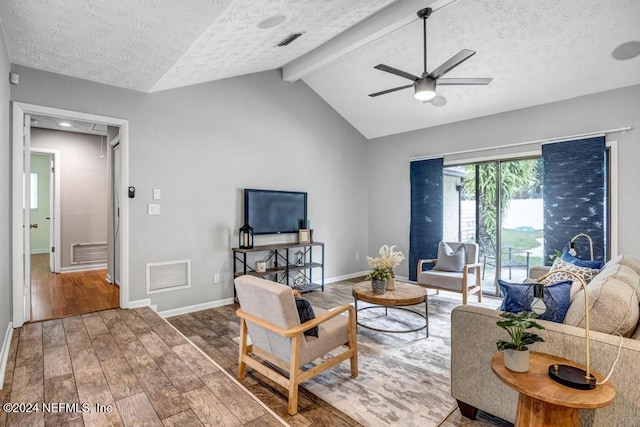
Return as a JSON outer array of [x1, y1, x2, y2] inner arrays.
[[10, 66, 370, 311], [0, 25, 11, 336], [31, 129, 108, 269], [367, 84, 640, 278]]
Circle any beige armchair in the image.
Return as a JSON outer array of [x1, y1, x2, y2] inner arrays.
[[234, 275, 358, 415], [416, 242, 482, 305]]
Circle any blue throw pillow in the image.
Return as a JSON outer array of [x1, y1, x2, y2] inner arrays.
[[561, 251, 604, 270], [498, 279, 572, 323], [294, 297, 318, 337]]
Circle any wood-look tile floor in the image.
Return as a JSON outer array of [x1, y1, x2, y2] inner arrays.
[[30, 254, 119, 322], [0, 307, 284, 427]]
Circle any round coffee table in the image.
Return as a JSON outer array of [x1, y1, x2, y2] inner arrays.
[[352, 281, 428, 336], [491, 351, 615, 426]]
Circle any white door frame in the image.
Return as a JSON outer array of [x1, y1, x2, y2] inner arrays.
[[12, 102, 130, 327], [30, 148, 61, 273]]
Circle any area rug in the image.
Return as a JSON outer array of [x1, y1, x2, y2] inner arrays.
[[301, 290, 502, 427]]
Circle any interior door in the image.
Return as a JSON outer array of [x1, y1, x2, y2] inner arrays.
[[48, 155, 56, 272], [23, 113, 32, 322], [113, 142, 121, 284]]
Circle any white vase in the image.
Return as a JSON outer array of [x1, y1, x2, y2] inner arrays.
[[503, 349, 529, 373], [386, 277, 395, 291]]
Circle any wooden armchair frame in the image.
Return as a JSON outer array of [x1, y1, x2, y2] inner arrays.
[[236, 303, 358, 415], [417, 258, 482, 305]]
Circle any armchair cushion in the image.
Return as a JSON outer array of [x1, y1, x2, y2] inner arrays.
[[433, 242, 466, 272], [294, 297, 318, 337], [419, 270, 478, 292], [498, 279, 572, 323]]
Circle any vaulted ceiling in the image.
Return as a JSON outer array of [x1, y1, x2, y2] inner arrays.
[[2, 0, 639, 139]]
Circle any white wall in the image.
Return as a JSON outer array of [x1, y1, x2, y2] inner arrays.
[[10, 66, 370, 311], [0, 20, 12, 354], [367, 84, 640, 277], [31, 129, 108, 268]]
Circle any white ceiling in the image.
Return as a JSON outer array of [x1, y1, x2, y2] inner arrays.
[[2, 0, 639, 139]]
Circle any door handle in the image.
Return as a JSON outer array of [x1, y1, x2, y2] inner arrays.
[[45, 217, 50, 220], [30, 223, 38, 229]]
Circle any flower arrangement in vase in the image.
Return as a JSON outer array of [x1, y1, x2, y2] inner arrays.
[[367, 245, 406, 291]]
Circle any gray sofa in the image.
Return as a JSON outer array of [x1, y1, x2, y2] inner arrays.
[[451, 255, 640, 425]]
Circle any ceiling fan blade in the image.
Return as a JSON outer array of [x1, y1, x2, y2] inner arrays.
[[374, 64, 419, 81], [368, 84, 414, 97], [427, 49, 476, 80], [437, 78, 493, 85]]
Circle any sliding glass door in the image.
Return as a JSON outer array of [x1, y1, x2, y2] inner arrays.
[[444, 158, 543, 295]]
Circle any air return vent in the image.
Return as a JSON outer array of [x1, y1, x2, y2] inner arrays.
[[146, 260, 191, 294], [71, 242, 108, 264]]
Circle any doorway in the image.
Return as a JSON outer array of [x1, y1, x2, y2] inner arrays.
[[12, 102, 130, 327], [28, 126, 117, 321]]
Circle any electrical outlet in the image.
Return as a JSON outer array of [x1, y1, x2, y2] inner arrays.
[[355, 253, 360, 261], [214, 274, 220, 284], [153, 189, 161, 200], [147, 204, 160, 215]]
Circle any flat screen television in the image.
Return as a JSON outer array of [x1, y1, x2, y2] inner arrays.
[[244, 189, 307, 235]]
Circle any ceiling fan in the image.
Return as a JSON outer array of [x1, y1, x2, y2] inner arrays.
[[369, 6, 492, 102]]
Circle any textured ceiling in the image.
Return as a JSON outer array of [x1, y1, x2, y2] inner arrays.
[[151, 0, 395, 92], [303, 0, 640, 138], [2, 0, 639, 138]]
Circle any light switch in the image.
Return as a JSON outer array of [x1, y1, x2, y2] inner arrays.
[[153, 189, 161, 200], [148, 204, 160, 215]]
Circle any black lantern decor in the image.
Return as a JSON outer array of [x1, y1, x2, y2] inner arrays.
[[239, 224, 254, 249]]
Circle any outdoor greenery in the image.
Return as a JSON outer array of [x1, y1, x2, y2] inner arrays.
[[496, 311, 545, 351], [463, 160, 540, 238]]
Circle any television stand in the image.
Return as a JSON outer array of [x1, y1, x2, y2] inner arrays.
[[232, 241, 325, 293]]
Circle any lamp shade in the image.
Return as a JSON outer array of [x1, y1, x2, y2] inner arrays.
[[414, 78, 436, 101]]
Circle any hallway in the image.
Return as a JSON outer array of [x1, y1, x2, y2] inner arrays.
[[30, 254, 119, 321]]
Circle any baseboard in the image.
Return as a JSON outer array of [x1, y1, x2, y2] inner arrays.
[[129, 298, 152, 309], [325, 271, 368, 284], [158, 298, 235, 318], [106, 274, 112, 284], [60, 263, 107, 273], [30, 249, 49, 254], [0, 322, 14, 390]]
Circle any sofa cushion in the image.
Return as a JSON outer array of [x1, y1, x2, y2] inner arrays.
[[537, 256, 599, 290], [606, 254, 640, 276], [594, 263, 640, 302], [564, 274, 640, 337], [498, 280, 572, 323], [561, 251, 604, 270]]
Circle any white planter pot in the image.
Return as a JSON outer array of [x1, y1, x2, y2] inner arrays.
[[503, 349, 529, 373]]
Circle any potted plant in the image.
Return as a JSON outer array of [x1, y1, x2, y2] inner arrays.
[[367, 245, 406, 291], [496, 311, 545, 372], [366, 266, 392, 295]]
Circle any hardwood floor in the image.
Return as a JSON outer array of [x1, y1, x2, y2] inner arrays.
[[30, 254, 119, 322], [167, 279, 366, 427], [0, 307, 283, 427]]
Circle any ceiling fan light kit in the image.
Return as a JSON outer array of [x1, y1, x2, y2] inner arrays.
[[414, 78, 436, 101], [369, 6, 492, 102]]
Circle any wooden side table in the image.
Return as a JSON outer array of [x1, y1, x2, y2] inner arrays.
[[491, 352, 615, 426]]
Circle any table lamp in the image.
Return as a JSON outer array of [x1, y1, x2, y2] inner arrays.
[[535, 269, 596, 390]]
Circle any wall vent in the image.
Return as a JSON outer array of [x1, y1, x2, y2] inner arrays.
[[146, 260, 191, 294], [71, 242, 108, 264]]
